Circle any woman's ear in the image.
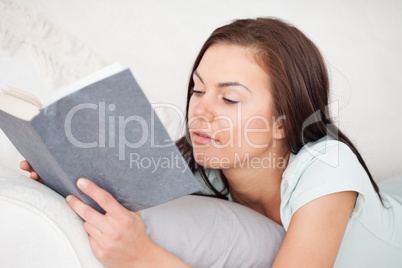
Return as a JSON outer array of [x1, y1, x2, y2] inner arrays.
[[273, 115, 286, 140]]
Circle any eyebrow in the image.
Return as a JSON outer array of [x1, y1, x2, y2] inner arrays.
[[193, 70, 251, 93]]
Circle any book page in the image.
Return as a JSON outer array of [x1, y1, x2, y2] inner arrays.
[[3, 86, 42, 109], [0, 92, 40, 121]]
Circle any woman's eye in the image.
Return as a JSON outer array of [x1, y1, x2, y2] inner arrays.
[[223, 97, 238, 104], [192, 89, 205, 96]]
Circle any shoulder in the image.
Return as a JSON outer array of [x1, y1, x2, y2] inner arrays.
[[282, 136, 368, 191], [284, 136, 358, 177], [280, 136, 369, 229]]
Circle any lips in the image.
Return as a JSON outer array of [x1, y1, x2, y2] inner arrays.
[[192, 130, 219, 145], [196, 131, 212, 139]]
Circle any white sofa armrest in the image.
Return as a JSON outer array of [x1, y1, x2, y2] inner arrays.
[[0, 165, 105, 268]]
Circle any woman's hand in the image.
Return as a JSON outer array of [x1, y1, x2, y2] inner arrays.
[[20, 160, 43, 183], [67, 178, 191, 268], [19, 161, 189, 267]]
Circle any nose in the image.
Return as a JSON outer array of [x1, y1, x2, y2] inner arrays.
[[191, 93, 216, 122]]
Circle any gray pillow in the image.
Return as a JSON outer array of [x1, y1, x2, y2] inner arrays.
[[140, 195, 286, 267]]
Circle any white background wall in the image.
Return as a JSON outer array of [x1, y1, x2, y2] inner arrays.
[[1, 0, 401, 181]]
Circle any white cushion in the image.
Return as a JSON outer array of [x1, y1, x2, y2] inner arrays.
[[0, 165, 105, 268]]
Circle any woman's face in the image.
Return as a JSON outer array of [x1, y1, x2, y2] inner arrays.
[[188, 44, 284, 170]]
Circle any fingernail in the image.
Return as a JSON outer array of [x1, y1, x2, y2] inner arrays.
[[77, 178, 88, 188], [66, 195, 73, 202]]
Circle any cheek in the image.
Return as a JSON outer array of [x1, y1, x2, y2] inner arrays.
[[211, 110, 273, 148], [239, 114, 273, 148]]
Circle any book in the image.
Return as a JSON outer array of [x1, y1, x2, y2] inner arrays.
[[0, 65, 200, 212]]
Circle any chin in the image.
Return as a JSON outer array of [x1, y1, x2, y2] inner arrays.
[[192, 149, 233, 169]]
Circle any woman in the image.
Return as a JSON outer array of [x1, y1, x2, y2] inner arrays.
[[21, 17, 402, 267]]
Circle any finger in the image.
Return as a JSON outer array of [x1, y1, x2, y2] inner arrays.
[[88, 235, 102, 257], [66, 195, 112, 232], [20, 160, 34, 172], [76, 178, 127, 217], [83, 221, 104, 240], [31, 172, 44, 184], [20, 161, 42, 182], [29, 172, 40, 180]]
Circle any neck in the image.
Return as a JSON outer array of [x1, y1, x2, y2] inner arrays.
[[223, 150, 290, 225]]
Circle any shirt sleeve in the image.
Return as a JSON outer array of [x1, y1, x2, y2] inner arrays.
[[287, 141, 368, 219]]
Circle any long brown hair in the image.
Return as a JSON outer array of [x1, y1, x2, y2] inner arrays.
[[176, 17, 383, 203]]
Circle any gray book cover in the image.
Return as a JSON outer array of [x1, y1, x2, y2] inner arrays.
[[0, 69, 200, 212]]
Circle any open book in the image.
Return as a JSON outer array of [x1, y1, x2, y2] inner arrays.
[[0, 65, 200, 212]]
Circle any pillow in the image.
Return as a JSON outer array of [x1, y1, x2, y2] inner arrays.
[[140, 195, 285, 267], [0, 165, 285, 267]]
